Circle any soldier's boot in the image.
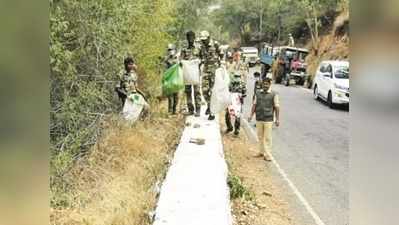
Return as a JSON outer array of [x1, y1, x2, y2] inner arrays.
[[225, 111, 233, 133], [187, 105, 194, 115], [168, 97, 173, 113], [208, 114, 215, 120], [195, 108, 201, 117], [234, 117, 241, 136], [205, 107, 210, 115], [172, 103, 177, 115], [173, 93, 179, 114]]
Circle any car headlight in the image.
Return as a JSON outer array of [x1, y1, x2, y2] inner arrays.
[[334, 83, 349, 91]]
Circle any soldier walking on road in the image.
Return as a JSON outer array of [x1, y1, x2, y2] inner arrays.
[[248, 77, 280, 161], [199, 30, 220, 120], [181, 30, 201, 117]]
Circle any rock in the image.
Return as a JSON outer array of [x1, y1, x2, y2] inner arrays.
[[256, 202, 267, 209]]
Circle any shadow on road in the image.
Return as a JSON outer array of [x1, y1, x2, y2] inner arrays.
[[316, 98, 349, 112]]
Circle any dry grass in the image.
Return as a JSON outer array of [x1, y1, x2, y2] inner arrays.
[[50, 111, 184, 225]]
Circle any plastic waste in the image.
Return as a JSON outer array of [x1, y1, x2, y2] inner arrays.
[[181, 59, 201, 85], [122, 93, 148, 122], [162, 64, 184, 96], [210, 67, 231, 114]]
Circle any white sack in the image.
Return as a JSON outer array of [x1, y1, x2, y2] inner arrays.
[[227, 93, 242, 118], [122, 93, 148, 122], [210, 67, 231, 114], [181, 59, 201, 85]]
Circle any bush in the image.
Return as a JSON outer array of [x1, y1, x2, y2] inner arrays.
[[50, 0, 177, 207]]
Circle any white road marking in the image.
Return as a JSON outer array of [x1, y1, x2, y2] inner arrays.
[[268, 152, 327, 225]]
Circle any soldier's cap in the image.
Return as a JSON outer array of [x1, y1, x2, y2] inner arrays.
[[200, 30, 210, 40]]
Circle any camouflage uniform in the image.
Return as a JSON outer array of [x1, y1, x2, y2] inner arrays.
[[116, 70, 138, 107], [181, 42, 201, 115], [200, 42, 220, 114]]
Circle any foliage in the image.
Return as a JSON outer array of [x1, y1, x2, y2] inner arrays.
[[173, 0, 216, 40], [228, 174, 253, 200], [211, 0, 347, 46], [50, 0, 177, 206]]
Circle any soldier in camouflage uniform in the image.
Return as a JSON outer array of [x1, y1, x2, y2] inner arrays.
[[164, 44, 179, 114], [225, 73, 247, 136], [181, 30, 201, 117], [115, 57, 139, 107], [199, 30, 220, 120]]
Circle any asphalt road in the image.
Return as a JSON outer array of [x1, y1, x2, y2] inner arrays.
[[244, 66, 349, 225]]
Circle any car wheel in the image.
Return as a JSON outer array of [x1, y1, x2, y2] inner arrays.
[[327, 91, 335, 109], [297, 78, 305, 86], [313, 85, 319, 100]]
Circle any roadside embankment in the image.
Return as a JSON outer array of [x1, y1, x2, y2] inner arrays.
[[51, 112, 184, 225], [221, 119, 294, 225]]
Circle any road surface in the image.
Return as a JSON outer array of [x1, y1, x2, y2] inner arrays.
[[244, 66, 349, 225]]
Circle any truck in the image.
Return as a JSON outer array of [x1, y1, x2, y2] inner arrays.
[[274, 46, 309, 86], [240, 47, 259, 67]]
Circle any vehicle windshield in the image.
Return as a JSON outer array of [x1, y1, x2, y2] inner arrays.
[[334, 66, 349, 79], [285, 49, 308, 61]]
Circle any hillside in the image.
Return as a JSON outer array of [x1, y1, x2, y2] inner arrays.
[[306, 9, 349, 87]]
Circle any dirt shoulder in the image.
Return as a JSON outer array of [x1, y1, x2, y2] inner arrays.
[[221, 119, 294, 225]]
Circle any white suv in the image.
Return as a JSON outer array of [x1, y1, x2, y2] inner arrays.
[[313, 60, 349, 108]]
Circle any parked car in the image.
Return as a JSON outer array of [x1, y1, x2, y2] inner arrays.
[[313, 60, 349, 108], [240, 47, 259, 67]]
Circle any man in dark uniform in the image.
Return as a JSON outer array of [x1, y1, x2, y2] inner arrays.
[[181, 30, 201, 117]]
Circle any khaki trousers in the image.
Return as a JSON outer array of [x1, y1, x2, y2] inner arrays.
[[256, 121, 273, 155]]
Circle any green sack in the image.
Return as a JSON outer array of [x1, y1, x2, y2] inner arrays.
[[162, 64, 184, 96]]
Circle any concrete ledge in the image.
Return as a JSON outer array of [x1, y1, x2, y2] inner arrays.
[[153, 115, 232, 225]]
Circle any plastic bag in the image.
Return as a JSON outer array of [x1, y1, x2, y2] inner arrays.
[[122, 93, 148, 122], [181, 59, 200, 85], [227, 93, 242, 118], [162, 64, 184, 96], [241, 119, 259, 144], [210, 67, 231, 114]]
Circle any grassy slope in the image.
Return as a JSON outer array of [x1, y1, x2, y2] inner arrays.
[[51, 110, 184, 225], [306, 9, 349, 86]]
